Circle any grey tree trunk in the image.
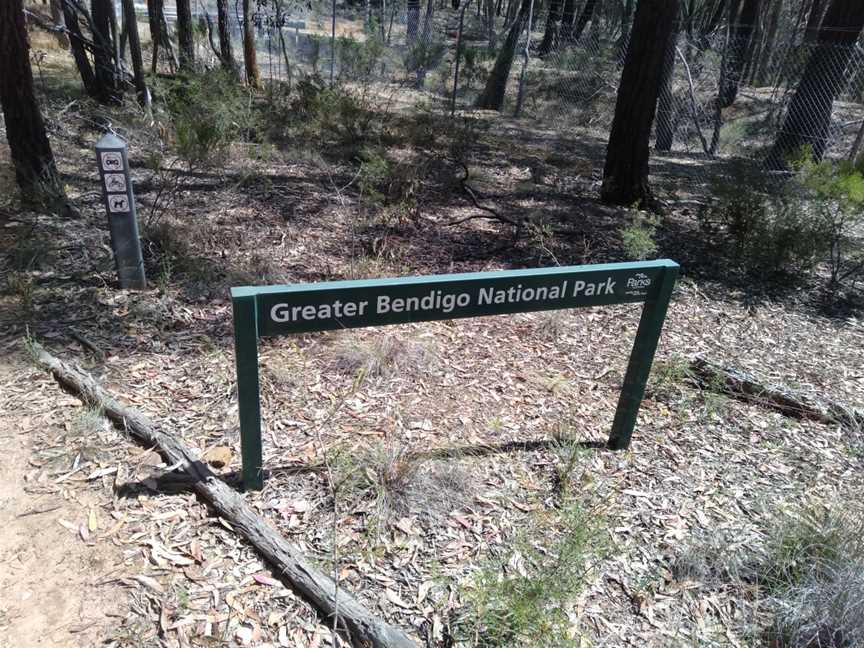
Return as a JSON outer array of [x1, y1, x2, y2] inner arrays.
[[767, 0, 864, 167], [655, 13, 681, 152], [121, 0, 148, 107], [216, 0, 237, 74], [0, 0, 61, 194], [475, 0, 531, 110], [62, 1, 97, 97], [91, 0, 122, 104], [601, 0, 679, 207], [176, 0, 195, 70], [718, 0, 760, 107]]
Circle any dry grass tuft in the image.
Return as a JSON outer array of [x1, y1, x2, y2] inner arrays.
[[403, 460, 475, 516], [330, 333, 435, 380]]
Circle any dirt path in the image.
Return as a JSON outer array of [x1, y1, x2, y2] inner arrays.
[[0, 355, 125, 648]]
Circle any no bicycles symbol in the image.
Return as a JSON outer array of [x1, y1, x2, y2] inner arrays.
[[230, 260, 679, 490]]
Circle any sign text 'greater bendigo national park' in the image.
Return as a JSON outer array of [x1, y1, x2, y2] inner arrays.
[[242, 263, 668, 336], [231, 260, 679, 489]]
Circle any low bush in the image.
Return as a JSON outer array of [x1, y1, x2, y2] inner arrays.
[[458, 502, 603, 647], [337, 34, 386, 82], [620, 211, 659, 261], [160, 70, 256, 166], [703, 155, 864, 287], [266, 74, 378, 154]]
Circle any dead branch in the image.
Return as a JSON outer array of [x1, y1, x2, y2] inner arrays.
[[34, 347, 419, 648], [689, 356, 864, 432], [445, 159, 519, 228]]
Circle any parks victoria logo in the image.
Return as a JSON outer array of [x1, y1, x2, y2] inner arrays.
[[625, 272, 652, 297]]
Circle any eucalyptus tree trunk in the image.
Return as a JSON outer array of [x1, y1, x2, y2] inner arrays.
[[62, 1, 97, 96], [0, 0, 61, 194], [242, 0, 261, 87], [91, 0, 122, 104], [475, 0, 531, 110], [655, 13, 681, 152], [216, 0, 237, 74], [718, 0, 760, 107], [570, 0, 599, 42], [601, 0, 679, 207], [767, 0, 864, 167], [537, 0, 563, 58], [146, 0, 161, 72], [176, 0, 195, 70], [121, 0, 149, 107]]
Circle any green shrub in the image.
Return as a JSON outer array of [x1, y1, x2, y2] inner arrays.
[[337, 34, 385, 82], [703, 163, 832, 276], [278, 74, 377, 153], [458, 502, 602, 646], [793, 152, 864, 288], [704, 155, 864, 286], [620, 212, 659, 260], [162, 70, 255, 166]]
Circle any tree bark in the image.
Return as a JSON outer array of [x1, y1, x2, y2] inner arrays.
[[121, 0, 148, 107], [654, 13, 681, 152], [146, 0, 161, 72], [176, 0, 195, 70], [475, 0, 531, 110], [718, 0, 760, 108], [90, 0, 122, 105], [62, 0, 97, 97], [35, 348, 420, 648], [216, 0, 237, 74], [767, 0, 864, 168], [0, 0, 60, 194], [601, 0, 679, 207], [570, 0, 599, 43], [242, 0, 260, 87], [537, 0, 563, 58]]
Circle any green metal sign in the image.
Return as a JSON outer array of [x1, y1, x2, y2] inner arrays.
[[232, 259, 678, 490]]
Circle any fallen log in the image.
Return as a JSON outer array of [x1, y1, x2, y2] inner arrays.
[[34, 347, 418, 648], [688, 356, 864, 432]]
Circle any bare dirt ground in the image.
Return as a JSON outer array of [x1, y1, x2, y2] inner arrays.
[[0, 354, 125, 648]]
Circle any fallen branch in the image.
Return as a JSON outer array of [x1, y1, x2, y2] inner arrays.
[[689, 356, 864, 432], [34, 347, 418, 648], [445, 159, 519, 228]]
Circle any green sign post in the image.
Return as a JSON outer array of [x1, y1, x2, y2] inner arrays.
[[232, 259, 678, 490]]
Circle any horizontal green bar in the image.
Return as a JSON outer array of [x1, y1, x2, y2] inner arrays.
[[231, 260, 679, 336]]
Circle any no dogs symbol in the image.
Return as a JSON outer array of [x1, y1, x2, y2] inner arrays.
[[108, 194, 130, 213]]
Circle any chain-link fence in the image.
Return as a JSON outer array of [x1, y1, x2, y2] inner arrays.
[[156, 1, 864, 181]]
